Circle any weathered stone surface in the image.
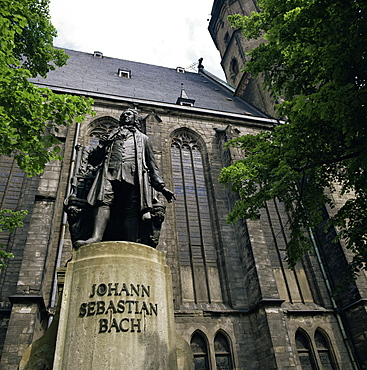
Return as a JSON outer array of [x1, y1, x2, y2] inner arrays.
[[0, 48, 366, 368], [53, 241, 177, 370]]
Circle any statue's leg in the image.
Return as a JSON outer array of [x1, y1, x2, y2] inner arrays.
[[74, 180, 114, 248], [74, 205, 110, 247], [121, 184, 140, 242]]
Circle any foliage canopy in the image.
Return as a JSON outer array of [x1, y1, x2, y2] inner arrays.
[[219, 0, 367, 275], [0, 0, 94, 266]]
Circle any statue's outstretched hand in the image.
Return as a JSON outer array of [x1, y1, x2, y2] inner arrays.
[[161, 188, 175, 203]]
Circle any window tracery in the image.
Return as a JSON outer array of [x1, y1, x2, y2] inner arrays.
[[315, 329, 336, 370], [296, 330, 317, 370], [88, 120, 119, 148], [214, 332, 233, 370], [171, 131, 220, 304], [191, 332, 209, 370]]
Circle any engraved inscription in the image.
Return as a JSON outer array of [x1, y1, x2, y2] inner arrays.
[[78, 282, 158, 334]]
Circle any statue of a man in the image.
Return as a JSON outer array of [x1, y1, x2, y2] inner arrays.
[[74, 109, 174, 247]]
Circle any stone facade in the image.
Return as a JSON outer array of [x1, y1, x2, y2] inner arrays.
[[0, 44, 366, 370], [207, 1, 367, 368]]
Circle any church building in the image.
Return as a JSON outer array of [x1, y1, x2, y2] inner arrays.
[[0, 1, 366, 369]]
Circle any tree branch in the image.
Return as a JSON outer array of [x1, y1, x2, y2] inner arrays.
[[292, 150, 363, 172]]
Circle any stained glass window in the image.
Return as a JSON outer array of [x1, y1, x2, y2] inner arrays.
[[171, 132, 219, 303], [315, 330, 336, 370], [214, 332, 233, 370], [296, 330, 317, 370], [88, 119, 119, 147], [191, 332, 209, 370]]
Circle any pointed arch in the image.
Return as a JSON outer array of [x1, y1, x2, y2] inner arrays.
[[295, 329, 317, 370], [190, 331, 210, 370], [314, 328, 337, 369], [170, 128, 222, 304], [214, 330, 234, 370], [85, 116, 119, 147]]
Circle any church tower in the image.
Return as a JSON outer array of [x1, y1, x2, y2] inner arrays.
[[209, 0, 277, 117]]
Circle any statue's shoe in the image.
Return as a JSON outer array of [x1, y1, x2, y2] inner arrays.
[[74, 238, 100, 248]]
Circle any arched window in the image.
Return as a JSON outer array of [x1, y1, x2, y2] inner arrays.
[[315, 329, 336, 370], [191, 332, 209, 370], [295, 330, 317, 370], [230, 58, 239, 79], [214, 332, 233, 370], [224, 32, 230, 44], [87, 116, 119, 147], [72, 117, 119, 200], [171, 131, 221, 304]]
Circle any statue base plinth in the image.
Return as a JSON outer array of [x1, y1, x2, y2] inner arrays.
[[53, 241, 177, 370]]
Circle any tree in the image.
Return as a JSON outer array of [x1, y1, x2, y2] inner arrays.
[[0, 0, 94, 267], [219, 0, 367, 276]]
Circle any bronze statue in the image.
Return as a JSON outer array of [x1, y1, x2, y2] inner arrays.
[[65, 109, 174, 248]]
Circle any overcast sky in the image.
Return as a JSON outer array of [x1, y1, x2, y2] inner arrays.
[[50, 0, 226, 79]]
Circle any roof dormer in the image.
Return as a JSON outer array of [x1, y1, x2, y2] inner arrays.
[[176, 84, 195, 106], [118, 68, 131, 78], [93, 51, 103, 58]]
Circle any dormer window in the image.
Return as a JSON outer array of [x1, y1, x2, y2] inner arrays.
[[93, 51, 103, 58], [176, 83, 195, 106], [179, 101, 194, 107], [118, 68, 131, 78], [176, 67, 185, 73]]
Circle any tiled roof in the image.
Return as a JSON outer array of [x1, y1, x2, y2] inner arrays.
[[31, 48, 268, 118]]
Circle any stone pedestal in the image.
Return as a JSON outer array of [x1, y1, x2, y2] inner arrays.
[[53, 242, 177, 370]]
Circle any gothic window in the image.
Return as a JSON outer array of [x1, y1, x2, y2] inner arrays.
[[72, 117, 119, 200], [230, 58, 239, 80], [214, 332, 233, 370], [191, 332, 209, 370], [224, 32, 230, 45], [315, 330, 336, 370], [296, 330, 317, 370], [87, 118, 119, 148], [171, 131, 221, 304]]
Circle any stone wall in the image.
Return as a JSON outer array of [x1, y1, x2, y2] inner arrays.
[[0, 100, 366, 368]]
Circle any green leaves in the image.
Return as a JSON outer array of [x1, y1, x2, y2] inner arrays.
[[0, 0, 94, 267], [0, 209, 28, 269], [0, 209, 28, 234], [0, 0, 94, 176], [221, 0, 367, 274]]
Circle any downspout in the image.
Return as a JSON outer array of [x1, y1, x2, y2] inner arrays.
[[48, 121, 81, 326]]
